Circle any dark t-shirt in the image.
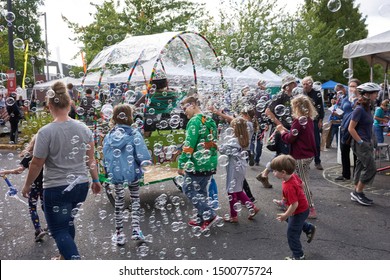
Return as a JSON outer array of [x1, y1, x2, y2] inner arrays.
[[268, 92, 293, 129], [20, 156, 43, 187], [351, 105, 373, 142]]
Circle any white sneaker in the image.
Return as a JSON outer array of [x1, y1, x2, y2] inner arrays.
[[131, 228, 145, 241], [112, 232, 126, 246]]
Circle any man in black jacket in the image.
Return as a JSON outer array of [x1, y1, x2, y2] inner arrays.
[[6, 93, 22, 144], [302, 76, 325, 170]]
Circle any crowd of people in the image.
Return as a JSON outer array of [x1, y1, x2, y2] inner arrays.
[[0, 70, 388, 260]]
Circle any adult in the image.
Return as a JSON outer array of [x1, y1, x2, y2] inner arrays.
[[67, 83, 75, 101], [256, 75, 296, 188], [348, 82, 381, 206], [327, 84, 345, 147], [302, 76, 325, 170], [178, 96, 220, 232], [377, 83, 388, 106], [373, 99, 389, 145], [6, 92, 22, 144], [80, 88, 94, 125], [335, 78, 360, 181], [21, 81, 101, 259], [0, 93, 6, 126]]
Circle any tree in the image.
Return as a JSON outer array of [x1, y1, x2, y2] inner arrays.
[[63, 0, 206, 71], [292, 0, 369, 82], [200, 0, 280, 71], [0, 0, 45, 87]]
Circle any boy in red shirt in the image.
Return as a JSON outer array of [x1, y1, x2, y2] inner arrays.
[[271, 155, 317, 260]]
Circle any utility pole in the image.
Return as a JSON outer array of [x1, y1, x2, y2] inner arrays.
[[7, 0, 15, 70], [42, 12, 50, 81]]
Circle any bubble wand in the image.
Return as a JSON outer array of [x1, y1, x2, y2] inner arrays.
[[1, 175, 18, 196]]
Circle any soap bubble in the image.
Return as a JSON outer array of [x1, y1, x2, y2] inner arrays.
[[274, 104, 286, 116], [343, 68, 353, 79], [327, 0, 341, 12]]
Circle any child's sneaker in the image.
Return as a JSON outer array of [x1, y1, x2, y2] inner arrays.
[[285, 255, 305, 260], [256, 173, 273, 188], [306, 225, 316, 243], [188, 218, 201, 227], [248, 206, 260, 220], [200, 215, 220, 232], [131, 228, 145, 241], [273, 199, 287, 211], [112, 232, 126, 246], [34, 228, 46, 242]]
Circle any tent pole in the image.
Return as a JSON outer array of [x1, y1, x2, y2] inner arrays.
[[348, 58, 353, 84], [370, 55, 374, 82]]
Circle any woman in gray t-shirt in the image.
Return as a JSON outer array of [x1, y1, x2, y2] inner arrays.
[[22, 81, 101, 260]]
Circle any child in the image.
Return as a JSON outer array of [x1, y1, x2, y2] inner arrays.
[[275, 94, 318, 219], [103, 104, 151, 245], [270, 154, 316, 260], [0, 135, 47, 242], [219, 117, 260, 223]]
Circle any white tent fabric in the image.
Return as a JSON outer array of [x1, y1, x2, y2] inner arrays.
[[88, 32, 180, 70], [261, 69, 282, 86], [343, 30, 390, 68], [240, 66, 267, 80]]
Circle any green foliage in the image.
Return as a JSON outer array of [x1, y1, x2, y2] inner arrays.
[[20, 110, 52, 144], [0, 0, 45, 87]]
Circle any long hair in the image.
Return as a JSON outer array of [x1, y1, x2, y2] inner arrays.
[[231, 117, 249, 149], [291, 94, 318, 119], [356, 94, 372, 111]]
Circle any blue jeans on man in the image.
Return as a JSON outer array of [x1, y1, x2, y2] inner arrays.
[[44, 182, 89, 260], [182, 174, 215, 223]]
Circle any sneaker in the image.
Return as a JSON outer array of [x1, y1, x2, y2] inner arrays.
[[315, 163, 324, 170], [223, 216, 238, 223], [308, 207, 317, 219], [112, 232, 126, 246], [188, 219, 201, 227], [306, 225, 316, 243], [131, 228, 145, 241], [249, 154, 255, 166], [272, 199, 287, 211], [200, 215, 220, 232], [255, 162, 260, 166], [285, 255, 305, 260], [34, 228, 46, 242], [350, 191, 373, 206], [256, 173, 273, 188], [334, 176, 345, 181], [248, 206, 260, 220]]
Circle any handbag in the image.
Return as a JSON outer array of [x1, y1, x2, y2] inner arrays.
[[266, 131, 277, 151]]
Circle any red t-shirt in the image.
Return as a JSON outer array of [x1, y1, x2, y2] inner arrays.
[[282, 173, 309, 215]]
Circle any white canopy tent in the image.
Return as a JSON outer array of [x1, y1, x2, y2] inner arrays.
[[261, 69, 282, 87], [343, 30, 390, 81]]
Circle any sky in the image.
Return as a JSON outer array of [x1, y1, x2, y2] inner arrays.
[[38, 0, 390, 67]]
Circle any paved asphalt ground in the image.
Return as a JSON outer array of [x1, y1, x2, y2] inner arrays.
[[0, 135, 389, 261]]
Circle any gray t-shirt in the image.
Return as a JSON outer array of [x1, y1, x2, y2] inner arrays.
[[34, 118, 93, 188]]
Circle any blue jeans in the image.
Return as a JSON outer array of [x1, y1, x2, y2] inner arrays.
[[329, 124, 340, 146], [183, 174, 215, 223], [251, 133, 263, 163], [44, 182, 89, 260], [286, 208, 312, 258], [374, 125, 384, 143]]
